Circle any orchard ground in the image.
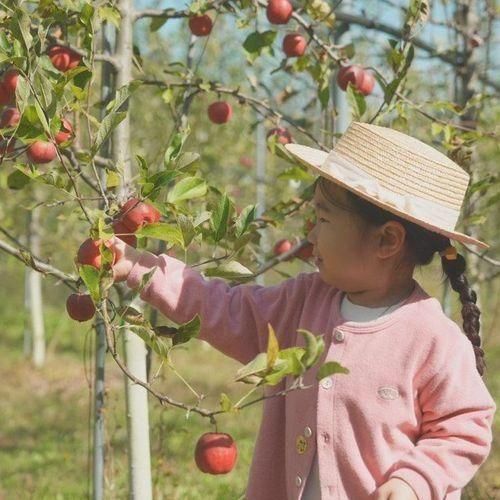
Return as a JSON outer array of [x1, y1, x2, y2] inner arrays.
[[1, 254, 499, 499]]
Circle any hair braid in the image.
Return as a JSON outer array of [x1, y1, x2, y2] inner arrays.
[[439, 241, 486, 376]]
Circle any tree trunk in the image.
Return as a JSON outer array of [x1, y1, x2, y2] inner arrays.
[[114, 0, 153, 497], [26, 202, 45, 368]]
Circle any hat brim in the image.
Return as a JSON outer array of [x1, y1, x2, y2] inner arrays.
[[285, 143, 489, 250]]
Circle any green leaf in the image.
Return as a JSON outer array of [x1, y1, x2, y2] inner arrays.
[[266, 323, 279, 370], [135, 223, 184, 246], [277, 166, 314, 182], [166, 176, 207, 203], [234, 205, 256, 238], [203, 261, 254, 281], [316, 361, 349, 381], [98, 5, 121, 28], [172, 315, 200, 346], [219, 393, 234, 413], [7, 169, 31, 190], [79, 265, 101, 302], [91, 111, 127, 156], [177, 214, 196, 248], [242, 30, 277, 61], [176, 152, 200, 171], [299, 329, 321, 368], [164, 129, 190, 167], [346, 84, 366, 120], [211, 193, 231, 243], [234, 352, 268, 383], [277, 347, 306, 376]]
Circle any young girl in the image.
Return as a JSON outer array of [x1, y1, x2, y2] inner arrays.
[[110, 121, 496, 500]]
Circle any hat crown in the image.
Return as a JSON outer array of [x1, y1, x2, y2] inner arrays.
[[332, 122, 470, 212]]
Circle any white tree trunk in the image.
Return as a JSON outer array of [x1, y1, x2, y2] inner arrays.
[[114, 0, 152, 497], [26, 205, 45, 367]]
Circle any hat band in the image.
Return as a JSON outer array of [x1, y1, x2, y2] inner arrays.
[[321, 151, 460, 231]]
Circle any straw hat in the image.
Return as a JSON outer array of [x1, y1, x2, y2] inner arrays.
[[285, 121, 488, 250]]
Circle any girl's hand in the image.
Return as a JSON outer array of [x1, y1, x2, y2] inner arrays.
[[108, 235, 141, 283], [373, 478, 418, 500]]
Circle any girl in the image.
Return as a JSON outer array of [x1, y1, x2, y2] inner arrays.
[[110, 121, 496, 500]]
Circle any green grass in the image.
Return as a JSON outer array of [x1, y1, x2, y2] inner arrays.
[[0, 257, 499, 499]]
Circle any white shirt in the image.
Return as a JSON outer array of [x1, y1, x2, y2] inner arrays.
[[301, 292, 409, 500]]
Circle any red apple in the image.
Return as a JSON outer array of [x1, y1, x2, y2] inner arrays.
[[112, 219, 138, 247], [283, 33, 307, 58], [0, 107, 20, 128], [189, 15, 213, 36], [296, 241, 314, 261], [55, 118, 74, 144], [207, 101, 232, 124], [273, 238, 293, 258], [0, 83, 11, 106], [48, 45, 82, 72], [336, 65, 375, 96], [66, 293, 96, 322], [266, 0, 293, 24], [77, 238, 117, 269], [267, 127, 293, 145], [239, 155, 253, 169], [26, 140, 57, 164], [118, 197, 161, 232], [194, 432, 238, 475], [3, 68, 19, 91]]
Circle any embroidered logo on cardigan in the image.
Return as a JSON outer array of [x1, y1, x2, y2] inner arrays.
[[377, 386, 400, 400]]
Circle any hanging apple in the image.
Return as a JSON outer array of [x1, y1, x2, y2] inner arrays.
[[26, 140, 57, 164], [194, 432, 238, 475], [282, 33, 307, 57], [55, 118, 74, 145], [273, 238, 293, 258], [48, 45, 82, 72], [207, 101, 233, 124], [112, 219, 138, 248], [118, 197, 161, 232], [266, 0, 293, 24], [188, 14, 213, 36], [66, 293, 96, 322], [77, 238, 117, 269], [336, 64, 375, 96], [0, 107, 21, 128], [1, 69, 19, 103], [267, 127, 293, 145]]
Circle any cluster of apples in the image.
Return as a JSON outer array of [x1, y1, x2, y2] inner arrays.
[[66, 198, 161, 322], [336, 64, 375, 96], [0, 65, 75, 163], [267, 0, 307, 58]]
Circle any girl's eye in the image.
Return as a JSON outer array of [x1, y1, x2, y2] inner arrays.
[[318, 217, 328, 223]]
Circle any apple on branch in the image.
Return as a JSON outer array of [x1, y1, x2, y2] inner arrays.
[[207, 101, 233, 124], [66, 293, 96, 322], [266, 0, 293, 25], [194, 432, 238, 475]]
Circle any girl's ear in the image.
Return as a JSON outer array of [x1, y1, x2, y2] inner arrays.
[[376, 221, 407, 259]]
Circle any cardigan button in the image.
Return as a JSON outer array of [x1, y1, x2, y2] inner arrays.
[[333, 328, 345, 342], [304, 426, 313, 438], [320, 377, 333, 389], [296, 475, 303, 487]]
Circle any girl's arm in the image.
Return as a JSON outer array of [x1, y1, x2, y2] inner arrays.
[[111, 237, 310, 365], [385, 331, 496, 500]]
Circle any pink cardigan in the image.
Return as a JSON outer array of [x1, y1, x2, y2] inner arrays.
[[127, 251, 496, 500]]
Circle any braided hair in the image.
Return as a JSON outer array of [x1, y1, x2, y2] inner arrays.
[[316, 176, 486, 376]]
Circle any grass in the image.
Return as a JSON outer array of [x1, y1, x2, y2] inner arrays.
[[0, 256, 499, 499]]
